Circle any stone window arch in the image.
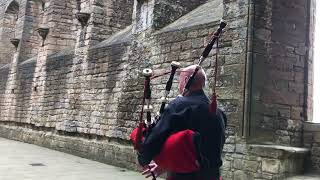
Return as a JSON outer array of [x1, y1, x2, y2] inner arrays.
[[4, 0, 19, 38], [0, 0, 20, 66], [5, 0, 19, 14]]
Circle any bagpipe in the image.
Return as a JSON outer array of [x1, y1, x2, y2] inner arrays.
[[130, 20, 227, 178]]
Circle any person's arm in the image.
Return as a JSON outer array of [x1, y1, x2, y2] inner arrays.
[[138, 101, 189, 166], [141, 161, 165, 178]]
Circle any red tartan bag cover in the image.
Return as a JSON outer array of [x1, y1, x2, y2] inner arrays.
[[130, 128, 200, 173]]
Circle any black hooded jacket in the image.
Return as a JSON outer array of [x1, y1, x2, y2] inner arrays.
[[138, 89, 227, 175]]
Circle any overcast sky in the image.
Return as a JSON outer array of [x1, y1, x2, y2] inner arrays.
[[313, 2, 320, 123]]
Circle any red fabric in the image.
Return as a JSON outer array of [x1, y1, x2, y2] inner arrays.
[[130, 128, 199, 173], [154, 130, 199, 173], [209, 95, 217, 113], [130, 125, 145, 150]]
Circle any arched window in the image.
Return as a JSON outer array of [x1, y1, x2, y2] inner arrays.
[[0, 0, 19, 66]]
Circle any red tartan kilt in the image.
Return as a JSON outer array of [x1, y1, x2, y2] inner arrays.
[[130, 128, 200, 173]]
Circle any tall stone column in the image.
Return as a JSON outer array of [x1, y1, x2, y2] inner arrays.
[[41, 0, 77, 54], [56, 0, 134, 134], [2, 38, 20, 122], [24, 1, 51, 126], [55, 1, 92, 133], [26, 27, 50, 126]]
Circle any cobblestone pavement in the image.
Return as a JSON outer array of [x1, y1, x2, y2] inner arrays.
[[0, 138, 163, 180]]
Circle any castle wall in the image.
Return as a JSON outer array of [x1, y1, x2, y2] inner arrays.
[[0, 66, 9, 113], [0, 0, 319, 179], [0, 0, 22, 66], [304, 122, 320, 171], [0, 0, 248, 172], [44, 0, 77, 54], [79, 0, 134, 46], [250, 0, 312, 146], [18, 0, 42, 61]]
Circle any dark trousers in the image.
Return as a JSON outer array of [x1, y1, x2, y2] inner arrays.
[[167, 172, 221, 180]]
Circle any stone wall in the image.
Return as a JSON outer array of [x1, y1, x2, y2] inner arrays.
[[304, 122, 320, 171], [222, 144, 308, 179], [19, 0, 42, 61], [80, 0, 134, 46], [0, 0, 248, 171], [0, 0, 21, 66], [44, 0, 77, 54], [250, 0, 312, 146], [0, 65, 9, 104], [0, 0, 317, 179], [152, 0, 207, 30]]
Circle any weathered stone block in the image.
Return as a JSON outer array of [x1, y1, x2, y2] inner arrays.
[[233, 158, 243, 169], [245, 160, 260, 172], [314, 132, 320, 143], [304, 122, 320, 132], [233, 170, 248, 180], [235, 144, 246, 154], [223, 144, 235, 153], [262, 159, 280, 174], [222, 160, 231, 170]]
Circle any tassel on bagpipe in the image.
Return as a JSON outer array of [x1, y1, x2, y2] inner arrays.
[[131, 20, 227, 175]]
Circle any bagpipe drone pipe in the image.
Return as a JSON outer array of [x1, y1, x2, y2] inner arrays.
[[130, 20, 227, 177]]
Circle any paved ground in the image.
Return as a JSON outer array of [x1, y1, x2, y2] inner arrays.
[[286, 174, 320, 180], [0, 137, 319, 180], [0, 137, 163, 180]]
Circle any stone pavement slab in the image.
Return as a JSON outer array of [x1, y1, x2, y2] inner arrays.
[[2, 137, 319, 180], [0, 137, 163, 180], [285, 174, 320, 180]]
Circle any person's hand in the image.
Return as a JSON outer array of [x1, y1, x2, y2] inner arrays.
[[142, 161, 165, 179]]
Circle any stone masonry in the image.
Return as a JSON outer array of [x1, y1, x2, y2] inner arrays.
[[304, 122, 320, 171], [0, 0, 319, 179]]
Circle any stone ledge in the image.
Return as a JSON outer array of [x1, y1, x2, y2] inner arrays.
[[285, 173, 320, 180], [304, 122, 320, 132], [248, 144, 310, 175], [92, 25, 132, 49], [248, 144, 309, 159]]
